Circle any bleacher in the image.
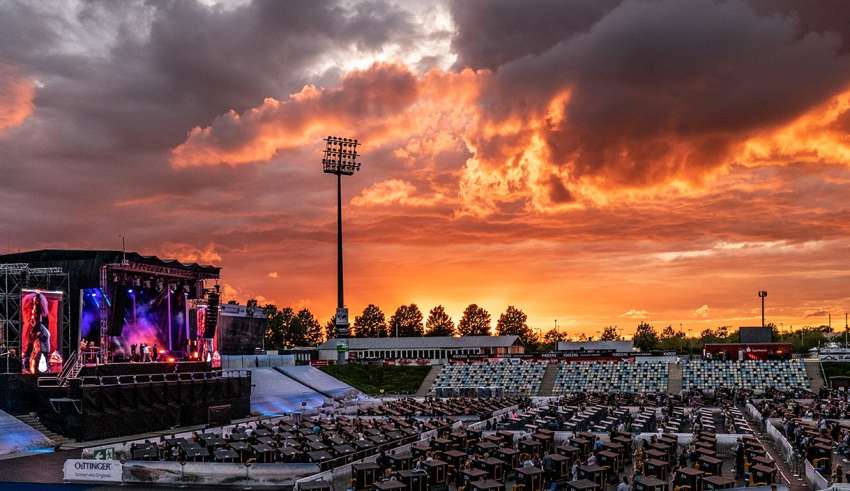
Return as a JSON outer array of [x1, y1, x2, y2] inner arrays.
[[552, 361, 670, 395], [431, 360, 546, 396], [681, 359, 809, 393]]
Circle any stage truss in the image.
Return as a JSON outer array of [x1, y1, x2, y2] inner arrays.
[[0, 264, 70, 373], [98, 261, 215, 361]]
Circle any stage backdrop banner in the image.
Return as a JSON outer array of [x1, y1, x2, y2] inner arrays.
[[21, 289, 62, 374], [63, 459, 123, 482]]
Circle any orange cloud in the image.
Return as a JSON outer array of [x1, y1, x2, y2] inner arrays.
[[0, 64, 35, 133], [351, 179, 443, 207], [171, 62, 421, 167], [620, 309, 649, 319], [742, 86, 850, 166], [159, 242, 222, 264], [172, 59, 850, 222]]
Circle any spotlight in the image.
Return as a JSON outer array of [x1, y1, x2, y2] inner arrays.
[[128, 289, 134, 294]]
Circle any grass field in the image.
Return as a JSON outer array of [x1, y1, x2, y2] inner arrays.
[[320, 364, 431, 395]]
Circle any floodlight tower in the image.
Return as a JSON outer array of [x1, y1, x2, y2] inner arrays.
[[322, 136, 362, 344], [758, 290, 767, 327]]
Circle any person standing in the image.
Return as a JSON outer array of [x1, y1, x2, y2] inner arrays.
[[735, 442, 745, 480]]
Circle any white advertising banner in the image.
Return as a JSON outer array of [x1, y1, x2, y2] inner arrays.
[[63, 459, 123, 482]]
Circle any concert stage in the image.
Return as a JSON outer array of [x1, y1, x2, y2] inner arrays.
[[0, 250, 253, 441]]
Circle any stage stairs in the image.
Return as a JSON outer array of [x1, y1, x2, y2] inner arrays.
[[415, 365, 443, 396], [667, 361, 683, 394], [14, 412, 73, 448], [537, 363, 560, 396]]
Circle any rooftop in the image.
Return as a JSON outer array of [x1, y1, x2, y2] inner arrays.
[[317, 335, 520, 350], [557, 340, 636, 352]]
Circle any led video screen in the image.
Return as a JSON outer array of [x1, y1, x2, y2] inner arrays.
[[21, 290, 62, 374]]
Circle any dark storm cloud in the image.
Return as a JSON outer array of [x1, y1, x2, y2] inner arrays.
[[0, 0, 424, 251], [472, 0, 850, 189], [747, 0, 850, 52], [449, 0, 621, 70], [450, 0, 850, 71], [0, 0, 422, 155]]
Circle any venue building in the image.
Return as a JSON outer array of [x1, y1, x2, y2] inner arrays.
[[317, 335, 524, 364]]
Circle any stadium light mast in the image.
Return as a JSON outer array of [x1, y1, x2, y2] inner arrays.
[[322, 136, 362, 345], [758, 290, 767, 328]]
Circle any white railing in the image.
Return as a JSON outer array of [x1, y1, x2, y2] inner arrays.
[[805, 458, 830, 490], [765, 419, 794, 463]]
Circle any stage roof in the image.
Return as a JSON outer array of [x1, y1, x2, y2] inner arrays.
[[0, 249, 220, 277]]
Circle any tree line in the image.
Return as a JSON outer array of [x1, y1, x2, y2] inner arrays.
[[568, 321, 838, 354], [256, 296, 837, 354], [259, 302, 539, 350]]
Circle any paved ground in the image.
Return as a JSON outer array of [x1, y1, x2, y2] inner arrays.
[[0, 448, 81, 484]]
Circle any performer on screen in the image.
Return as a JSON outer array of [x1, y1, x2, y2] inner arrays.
[[25, 293, 51, 373]]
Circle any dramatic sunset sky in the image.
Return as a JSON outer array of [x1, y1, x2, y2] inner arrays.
[[2, 0, 850, 337]]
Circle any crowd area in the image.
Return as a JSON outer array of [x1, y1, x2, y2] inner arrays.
[[356, 416, 777, 491], [361, 397, 526, 419], [125, 412, 450, 470], [754, 387, 850, 484]]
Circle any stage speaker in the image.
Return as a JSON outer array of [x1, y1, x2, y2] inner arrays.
[[188, 308, 198, 340], [108, 287, 130, 336], [203, 290, 219, 338]]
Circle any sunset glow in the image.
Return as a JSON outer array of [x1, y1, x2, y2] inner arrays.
[[2, 0, 850, 338]]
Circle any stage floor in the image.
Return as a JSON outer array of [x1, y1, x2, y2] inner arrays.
[[0, 448, 79, 484]]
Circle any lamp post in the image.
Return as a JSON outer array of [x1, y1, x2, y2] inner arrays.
[[758, 290, 767, 328], [322, 137, 362, 359]]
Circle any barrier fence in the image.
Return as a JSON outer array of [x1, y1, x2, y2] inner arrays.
[[751, 403, 828, 489], [805, 459, 830, 490]]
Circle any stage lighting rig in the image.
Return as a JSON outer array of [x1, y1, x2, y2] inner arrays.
[[321, 136, 363, 343]]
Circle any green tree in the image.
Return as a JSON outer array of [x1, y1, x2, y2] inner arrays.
[[766, 322, 780, 341], [425, 305, 456, 337], [263, 304, 285, 349], [324, 316, 336, 341], [700, 325, 731, 344], [577, 332, 593, 342], [389, 304, 425, 337], [353, 304, 388, 338], [540, 328, 567, 350], [458, 304, 492, 336], [777, 325, 829, 353], [496, 305, 538, 347], [657, 324, 686, 352], [264, 306, 307, 348], [633, 321, 659, 351], [297, 308, 323, 345], [599, 325, 622, 341]]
